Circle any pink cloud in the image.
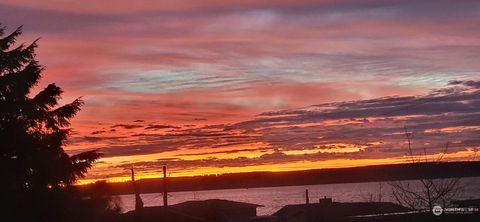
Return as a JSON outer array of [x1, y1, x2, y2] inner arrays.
[[3, 0, 480, 180]]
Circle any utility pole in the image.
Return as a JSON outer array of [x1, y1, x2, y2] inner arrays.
[[131, 166, 144, 211], [163, 165, 168, 206], [305, 189, 309, 204]]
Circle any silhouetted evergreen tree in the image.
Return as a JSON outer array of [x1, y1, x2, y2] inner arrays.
[[0, 25, 106, 221]]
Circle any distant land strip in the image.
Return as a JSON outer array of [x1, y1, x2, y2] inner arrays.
[[79, 161, 480, 195]]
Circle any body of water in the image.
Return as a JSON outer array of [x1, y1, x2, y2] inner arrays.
[[118, 177, 480, 215]]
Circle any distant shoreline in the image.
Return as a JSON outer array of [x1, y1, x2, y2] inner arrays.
[[78, 161, 480, 195]]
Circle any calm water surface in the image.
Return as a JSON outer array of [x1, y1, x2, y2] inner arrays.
[[118, 177, 480, 215]]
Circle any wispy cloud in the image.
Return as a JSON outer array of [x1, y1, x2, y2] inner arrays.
[[66, 82, 480, 180], [2, 0, 480, 180]]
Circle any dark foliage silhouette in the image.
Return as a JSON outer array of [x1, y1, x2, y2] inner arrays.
[[0, 24, 113, 221]]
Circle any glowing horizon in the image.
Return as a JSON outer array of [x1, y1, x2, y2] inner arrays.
[[2, 0, 480, 184], [77, 147, 479, 185]]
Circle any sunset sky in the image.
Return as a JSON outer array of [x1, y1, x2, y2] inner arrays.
[[1, 0, 480, 183]]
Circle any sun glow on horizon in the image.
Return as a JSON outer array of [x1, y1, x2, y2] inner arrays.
[[4, 0, 478, 186], [76, 147, 479, 185]]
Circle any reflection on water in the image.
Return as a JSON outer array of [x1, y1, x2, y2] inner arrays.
[[118, 177, 480, 215]]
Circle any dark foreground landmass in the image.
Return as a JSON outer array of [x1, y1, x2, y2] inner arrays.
[[79, 161, 480, 195]]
